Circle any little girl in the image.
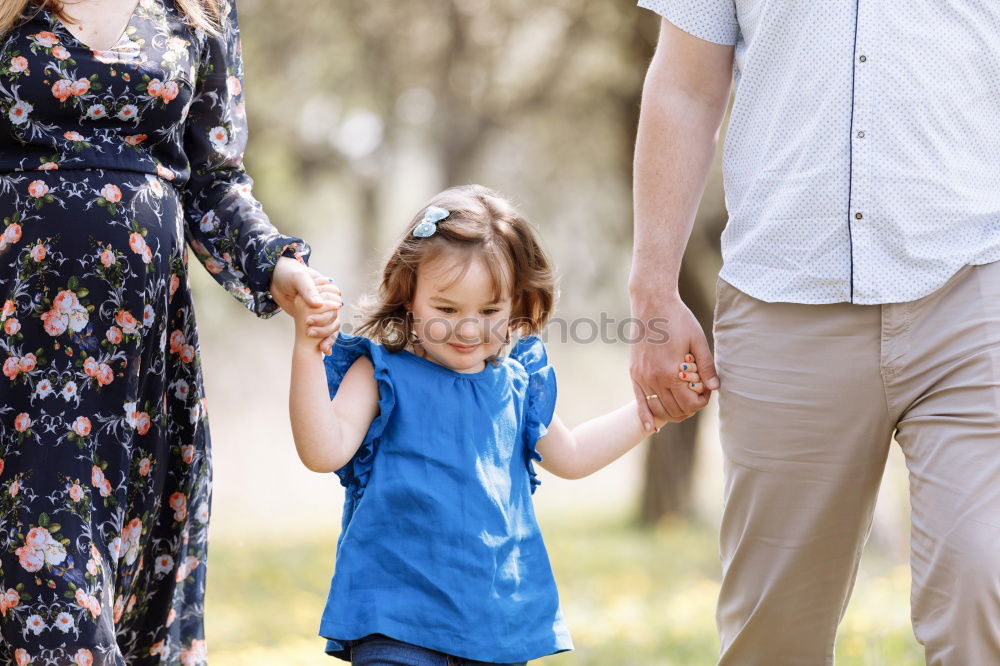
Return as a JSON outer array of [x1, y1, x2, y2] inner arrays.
[[286, 185, 705, 665]]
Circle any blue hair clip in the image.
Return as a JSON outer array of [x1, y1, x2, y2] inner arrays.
[[412, 206, 450, 238]]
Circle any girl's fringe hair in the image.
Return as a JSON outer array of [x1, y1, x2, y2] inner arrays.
[[355, 184, 556, 354]]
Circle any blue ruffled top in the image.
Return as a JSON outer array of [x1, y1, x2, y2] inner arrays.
[[319, 333, 573, 663]]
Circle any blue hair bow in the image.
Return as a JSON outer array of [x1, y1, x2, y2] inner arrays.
[[412, 206, 450, 238]]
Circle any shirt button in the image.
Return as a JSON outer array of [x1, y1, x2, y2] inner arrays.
[[859, 55, 867, 62], [857, 131, 865, 138], [855, 212, 863, 220]]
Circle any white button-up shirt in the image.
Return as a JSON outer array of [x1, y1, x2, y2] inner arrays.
[[639, 0, 1000, 305]]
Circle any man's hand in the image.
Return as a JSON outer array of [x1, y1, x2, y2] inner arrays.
[[630, 291, 719, 431]]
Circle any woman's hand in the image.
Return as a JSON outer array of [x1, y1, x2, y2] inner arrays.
[[271, 257, 343, 354]]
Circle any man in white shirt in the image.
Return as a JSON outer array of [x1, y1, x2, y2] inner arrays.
[[628, 2, 1000, 664]]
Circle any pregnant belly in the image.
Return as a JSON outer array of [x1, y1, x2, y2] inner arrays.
[[1, 169, 185, 356]]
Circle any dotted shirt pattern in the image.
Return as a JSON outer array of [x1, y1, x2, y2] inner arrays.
[[638, 0, 1000, 305]]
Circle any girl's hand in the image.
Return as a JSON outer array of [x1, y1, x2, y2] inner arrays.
[[678, 355, 704, 394], [292, 276, 343, 354], [650, 356, 705, 430], [272, 258, 343, 354]]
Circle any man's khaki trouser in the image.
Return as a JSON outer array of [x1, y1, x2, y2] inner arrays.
[[713, 261, 1000, 666]]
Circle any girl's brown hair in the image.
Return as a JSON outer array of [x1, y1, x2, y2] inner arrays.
[[355, 184, 556, 354], [1, 0, 222, 40]]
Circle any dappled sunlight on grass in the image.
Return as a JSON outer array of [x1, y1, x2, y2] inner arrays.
[[205, 511, 922, 665]]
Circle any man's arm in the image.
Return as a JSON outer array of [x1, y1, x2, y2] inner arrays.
[[629, 19, 734, 429]]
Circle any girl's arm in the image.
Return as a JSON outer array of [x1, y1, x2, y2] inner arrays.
[[536, 361, 703, 480], [288, 296, 380, 473]]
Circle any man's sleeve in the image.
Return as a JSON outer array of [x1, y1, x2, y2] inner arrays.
[[638, 0, 740, 46]]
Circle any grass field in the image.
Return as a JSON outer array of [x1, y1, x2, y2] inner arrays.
[[204, 511, 923, 666]]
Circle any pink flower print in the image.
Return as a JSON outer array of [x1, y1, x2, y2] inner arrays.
[[4, 318, 19, 335], [4, 357, 20, 379], [226, 75, 242, 96], [138, 456, 152, 476], [72, 416, 92, 437], [91, 465, 104, 488], [180, 445, 194, 464], [141, 245, 152, 263], [3, 224, 21, 244], [0, 457, 4, 475], [14, 648, 31, 666], [41, 309, 67, 336], [2, 300, 14, 318], [70, 79, 90, 97], [63, 130, 84, 142], [147, 79, 164, 98], [9, 56, 28, 73], [115, 309, 139, 335], [169, 273, 180, 296], [100, 478, 111, 497], [169, 492, 186, 521], [100, 184, 122, 203], [68, 483, 84, 502], [15, 545, 44, 572], [29, 243, 46, 261], [74, 647, 95, 664], [169, 329, 186, 354], [27, 180, 48, 198], [122, 517, 142, 565], [51, 44, 69, 60], [128, 233, 146, 255], [83, 357, 99, 377], [106, 326, 122, 344], [13, 413, 30, 432], [51, 79, 73, 102], [108, 537, 122, 562], [113, 596, 124, 623], [149, 641, 167, 657], [37, 161, 58, 170], [19, 353, 36, 372], [180, 345, 196, 364], [9, 479, 20, 496], [53, 289, 79, 314], [31, 31, 59, 48], [86, 557, 98, 576], [99, 248, 115, 267], [161, 80, 179, 103], [166, 608, 177, 627], [135, 411, 151, 436], [0, 588, 20, 617], [124, 133, 148, 146], [93, 50, 118, 64], [175, 556, 199, 583], [180, 639, 207, 666], [96, 363, 113, 386], [25, 527, 50, 550]]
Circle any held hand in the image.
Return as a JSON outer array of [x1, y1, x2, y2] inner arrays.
[[630, 294, 719, 431], [272, 258, 344, 354]]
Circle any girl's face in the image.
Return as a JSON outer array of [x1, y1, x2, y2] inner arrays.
[[409, 251, 512, 373]]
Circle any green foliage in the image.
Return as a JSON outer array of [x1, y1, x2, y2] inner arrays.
[[205, 512, 922, 665]]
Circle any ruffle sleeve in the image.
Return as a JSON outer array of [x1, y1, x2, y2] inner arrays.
[[509, 336, 557, 494], [323, 333, 395, 497]]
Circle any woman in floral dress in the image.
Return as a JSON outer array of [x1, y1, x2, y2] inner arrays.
[[0, 0, 341, 663]]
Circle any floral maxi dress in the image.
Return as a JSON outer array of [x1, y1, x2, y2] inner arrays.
[[0, 1, 308, 664]]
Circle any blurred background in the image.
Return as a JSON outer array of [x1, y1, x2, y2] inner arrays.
[[193, 1, 922, 663]]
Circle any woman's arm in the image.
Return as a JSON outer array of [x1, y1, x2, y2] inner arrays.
[[288, 298, 379, 473], [180, 1, 310, 317]]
